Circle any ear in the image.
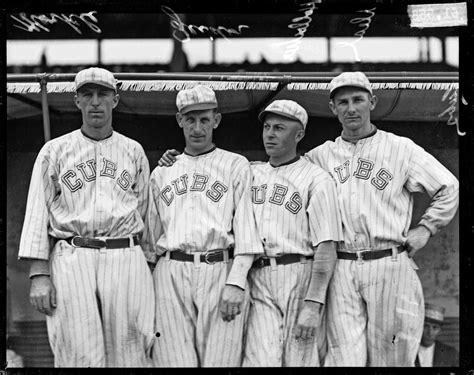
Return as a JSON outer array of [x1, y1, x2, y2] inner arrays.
[[176, 112, 184, 128], [112, 93, 120, 109], [369, 95, 377, 111], [329, 100, 338, 116], [74, 94, 81, 110], [213, 112, 222, 129], [295, 128, 305, 144]]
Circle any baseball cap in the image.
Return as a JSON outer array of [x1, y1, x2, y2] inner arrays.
[[329, 71, 373, 99], [75, 67, 117, 92], [258, 99, 308, 129], [424, 303, 445, 325], [176, 85, 218, 114]]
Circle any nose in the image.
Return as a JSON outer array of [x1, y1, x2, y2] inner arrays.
[[264, 126, 275, 138], [347, 101, 356, 113], [91, 92, 100, 106]]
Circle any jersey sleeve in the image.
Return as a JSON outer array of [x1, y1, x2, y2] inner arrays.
[[307, 170, 344, 246], [141, 169, 163, 264], [135, 145, 151, 222], [18, 144, 60, 261], [405, 141, 459, 235], [231, 158, 264, 256], [303, 145, 324, 168]]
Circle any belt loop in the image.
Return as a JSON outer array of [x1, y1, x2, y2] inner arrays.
[[270, 257, 277, 271], [300, 255, 307, 264], [391, 247, 398, 262], [165, 251, 171, 262], [193, 253, 201, 268], [223, 249, 229, 263], [129, 235, 135, 250], [99, 246, 107, 254]]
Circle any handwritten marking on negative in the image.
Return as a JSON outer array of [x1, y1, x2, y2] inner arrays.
[[162, 6, 249, 43], [438, 87, 465, 136], [337, 7, 376, 62], [10, 12, 101, 34], [271, 1, 318, 62]]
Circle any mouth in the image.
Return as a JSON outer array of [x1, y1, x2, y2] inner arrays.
[[265, 143, 277, 148]]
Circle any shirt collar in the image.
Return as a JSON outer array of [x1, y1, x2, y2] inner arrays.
[[184, 144, 217, 157], [269, 155, 300, 168]]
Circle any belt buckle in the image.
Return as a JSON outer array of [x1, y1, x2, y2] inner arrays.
[[356, 250, 365, 264], [203, 251, 217, 265], [70, 236, 81, 248], [71, 236, 106, 249]]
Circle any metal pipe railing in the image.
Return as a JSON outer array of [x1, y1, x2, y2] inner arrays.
[[7, 71, 459, 84]]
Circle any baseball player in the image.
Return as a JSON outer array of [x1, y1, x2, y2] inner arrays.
[[242, 100, 343, 366], [18, 67, 155, 367], [303, 71, 459, 366], [142, 85, 263, 367]]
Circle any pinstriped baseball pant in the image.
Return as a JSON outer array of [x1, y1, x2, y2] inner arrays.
[[243, 261, 326, 367], [152, 257, 250, 367], [46, 240, 155, 367], [324, 252, 424, 367]]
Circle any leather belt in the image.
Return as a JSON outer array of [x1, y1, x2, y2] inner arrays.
[[337, 246, 406, 262], [167, 248, 234, 264], [65, 235, 140, 249], [252, 254, 313, 269]]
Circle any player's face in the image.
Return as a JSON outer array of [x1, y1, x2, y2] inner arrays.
[[262, 114, 304, 164], [420, 322, 442, 347], [329, 87, 377, 136], [75, 84, 119, 130], [177, 109, 221, 155]]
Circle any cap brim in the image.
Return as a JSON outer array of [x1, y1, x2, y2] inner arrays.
[[425, 317, 444, 325], [76, 81, 116, 92], [258, 109, 305, 127], [179, 103, 217, 114], [330, 85, 372, 98]]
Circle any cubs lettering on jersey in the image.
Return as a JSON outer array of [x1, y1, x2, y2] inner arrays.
[[18, 129, 155, 367], [304, 128, 459, 367], [144, 146, 262, 367], [243, 157, 342, 367]]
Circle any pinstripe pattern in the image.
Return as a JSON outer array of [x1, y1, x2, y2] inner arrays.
[[250, 158, 343, 257], [18, 129, 154, 367], [304, 130, 459, 251], [143, 148, 262, 258], [145, 147, 262, 367], [243, 158, 342, 367], [324, 252, 423, 366], [304, 129, 459, 367], [244, 262, 321, 367], [47, 240, 155, 367], [152, 259, 250, 367], [19, 130, 150, 260]]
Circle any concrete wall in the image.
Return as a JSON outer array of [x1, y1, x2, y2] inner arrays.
[[6, 113, 459, 325]]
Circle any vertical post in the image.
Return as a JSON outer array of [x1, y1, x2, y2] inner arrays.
[[327, 37, 331, 63], [38, 74, 51, 142], [97, 37, 102, 66]]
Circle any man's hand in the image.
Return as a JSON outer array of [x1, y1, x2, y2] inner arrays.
[[219, 284, 245, 322], [405, 225, 431, 258], [157, 149, 180, 167], [294, 300, 322, 340], [30, 275, 57, 316]]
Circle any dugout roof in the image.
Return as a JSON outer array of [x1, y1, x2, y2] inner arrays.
[[7, 71, 459, 123]]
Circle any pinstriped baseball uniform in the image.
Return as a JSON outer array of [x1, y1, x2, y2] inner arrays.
[[304, 129, 459, 366], [18, 129, 155, 367], [143, 146, 263, 367], [243, 157, 343, 367]]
